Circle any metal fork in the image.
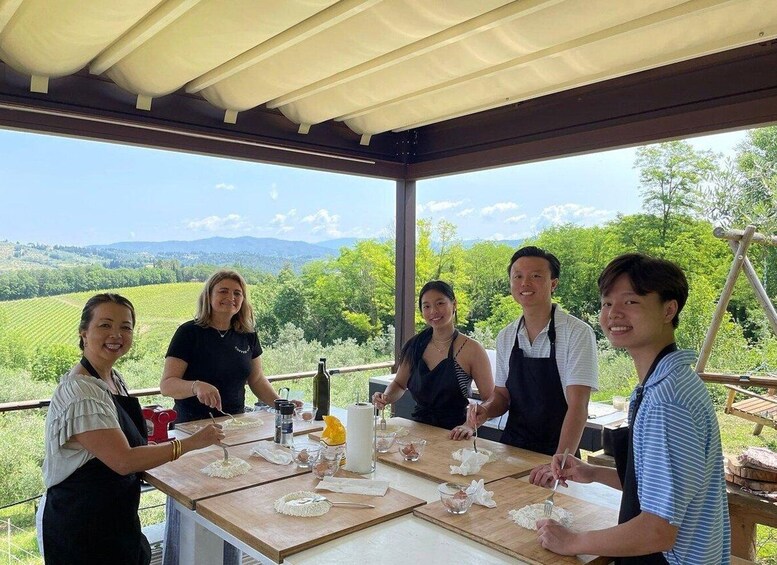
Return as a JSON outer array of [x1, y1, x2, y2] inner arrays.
[[543, 448, 569, 517], [379, 406, 387, 431], [215, 407, 237, 424], [209, 413, 230, 463], [472, 423, 478, 453]]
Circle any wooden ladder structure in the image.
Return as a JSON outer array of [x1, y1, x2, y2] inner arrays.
[[695, 225, 777, 434]]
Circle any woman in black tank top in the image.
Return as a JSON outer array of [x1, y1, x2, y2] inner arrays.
[[371, 280, 494, 433]]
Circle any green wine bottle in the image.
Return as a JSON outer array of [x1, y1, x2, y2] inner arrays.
[[313, 357, 330, 420]]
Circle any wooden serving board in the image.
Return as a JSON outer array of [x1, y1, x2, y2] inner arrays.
[[727, 457, 777, 482], [414, 477, 617, 565], [175, 412, 323, 446], [373, 418, 550, 484], [143, 440, 309, 509], [196, 470, 426, 562]]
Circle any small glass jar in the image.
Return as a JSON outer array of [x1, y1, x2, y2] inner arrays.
[[312, 446, 342, 478]]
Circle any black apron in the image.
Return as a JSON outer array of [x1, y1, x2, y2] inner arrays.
[[501, 305, 568, 455], [42, 358, 151, 565], [407, 330, 469, 430], [612, 344, 677, 565]]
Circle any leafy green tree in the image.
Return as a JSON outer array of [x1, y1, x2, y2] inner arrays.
[[635, 141, 716, 244], [460, 241, 513, 329], [533, 224, 619, 318]]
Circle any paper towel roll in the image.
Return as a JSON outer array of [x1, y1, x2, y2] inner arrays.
[[344, 402, 375, 474]]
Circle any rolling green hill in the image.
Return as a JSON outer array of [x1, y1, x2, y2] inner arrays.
[[0, 282, 202, 350]]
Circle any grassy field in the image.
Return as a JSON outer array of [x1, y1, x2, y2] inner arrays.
[[0, 282, 202, 350]]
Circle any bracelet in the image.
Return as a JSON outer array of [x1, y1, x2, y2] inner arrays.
[[170, 439, 182, 461], [191, 380, 198, 397]]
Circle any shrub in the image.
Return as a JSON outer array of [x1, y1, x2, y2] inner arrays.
[[29, 344, 80, 383]]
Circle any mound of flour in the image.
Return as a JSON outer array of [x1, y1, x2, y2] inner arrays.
[[508, 503, 573, 530], [200, 457, 251, 479], [274, 491, 330, 517]]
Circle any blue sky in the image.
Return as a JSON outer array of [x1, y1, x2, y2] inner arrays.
[[0, 127, 749, 247]]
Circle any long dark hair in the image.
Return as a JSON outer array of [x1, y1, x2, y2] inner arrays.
[[78, 293, 136, 351], [398, 280, 457, 373]]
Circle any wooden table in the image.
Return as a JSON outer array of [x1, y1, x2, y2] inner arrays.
[[151, 427, 619, 564], [728, 482, 777, 559], [414, 477, 618, 564], [375, 417, 550, 483], [144, 440, 310, 510], [175, 412, 324, 446], [197, 471, 425, 562]]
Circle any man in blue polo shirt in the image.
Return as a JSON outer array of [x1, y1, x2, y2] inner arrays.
[[537, 253, 729, 564]]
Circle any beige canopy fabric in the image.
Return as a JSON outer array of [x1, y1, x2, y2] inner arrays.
[[2, 0, 776, 140]]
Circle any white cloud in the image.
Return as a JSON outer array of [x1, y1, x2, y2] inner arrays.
[[481, 202, 519, 217], [302, 209, 342, 237], [186, 213, 247, 231], [539, 203, 614, 226], [271, 209, 297, 224], [270, 183, 278, 200], [504, 214, 527, 224], [129, 231, 136, 239], [419, 200, 464, 213], [215, 183, 235, 191], [457, 208, 475, 217], [270, 209, 297, 235]]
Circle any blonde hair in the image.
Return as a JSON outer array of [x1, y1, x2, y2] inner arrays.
[[195, 270, 255, 333]]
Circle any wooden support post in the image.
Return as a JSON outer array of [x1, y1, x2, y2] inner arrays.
[[729, 504, 758, 560], [394, 179, 416, 373]]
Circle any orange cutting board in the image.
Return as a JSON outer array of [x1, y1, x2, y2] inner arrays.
[[175, 412, 323, 446], [196, 471, 426, 562], [414, 477, 617, 564], [143, 440, 309, 509], [372, 418, 550, 484]]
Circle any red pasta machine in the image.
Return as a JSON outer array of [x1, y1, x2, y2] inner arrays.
[[142, 405, 177, 443]]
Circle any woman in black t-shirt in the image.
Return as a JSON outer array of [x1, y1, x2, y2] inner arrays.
[[160, 270, 297, 565], [160, 269, 291, 421]]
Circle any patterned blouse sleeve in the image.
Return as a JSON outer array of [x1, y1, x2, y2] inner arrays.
[[47, 377, 120, 451]]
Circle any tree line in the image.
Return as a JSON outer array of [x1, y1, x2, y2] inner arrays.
[[0, 262, 272, 301], [2, 128, 776, 379]]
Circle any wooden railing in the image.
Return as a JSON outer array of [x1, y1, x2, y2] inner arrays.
[[0, 360, 395, 414]]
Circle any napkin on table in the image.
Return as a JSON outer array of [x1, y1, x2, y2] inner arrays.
[[250, 441, 293, 465], [450, 449, 490, 476], [465, 479, 496, 508], [315, 476, 390, 496]]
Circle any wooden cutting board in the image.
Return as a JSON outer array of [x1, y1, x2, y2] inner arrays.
[[414, 477, 617, 564], [175, 412, 323, 446], [727, 456, 777, 482], [143, 440, 309, 509], [196, 470, 426, 562], [373, 418, 550, 484]]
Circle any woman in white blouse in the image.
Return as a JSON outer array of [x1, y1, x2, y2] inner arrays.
[[36, 293, 223, 565]]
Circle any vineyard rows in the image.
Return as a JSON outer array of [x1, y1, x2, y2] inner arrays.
[[0, 282, 204, 347]]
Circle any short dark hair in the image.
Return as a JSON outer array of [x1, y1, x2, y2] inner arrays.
[[598, 253, 688, 328], [507, 246, 561, 279], [78, 293, 136, 350]]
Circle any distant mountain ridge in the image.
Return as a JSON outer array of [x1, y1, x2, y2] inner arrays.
[[0, 236, 523, 274], [88, 236, 334, 257]]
